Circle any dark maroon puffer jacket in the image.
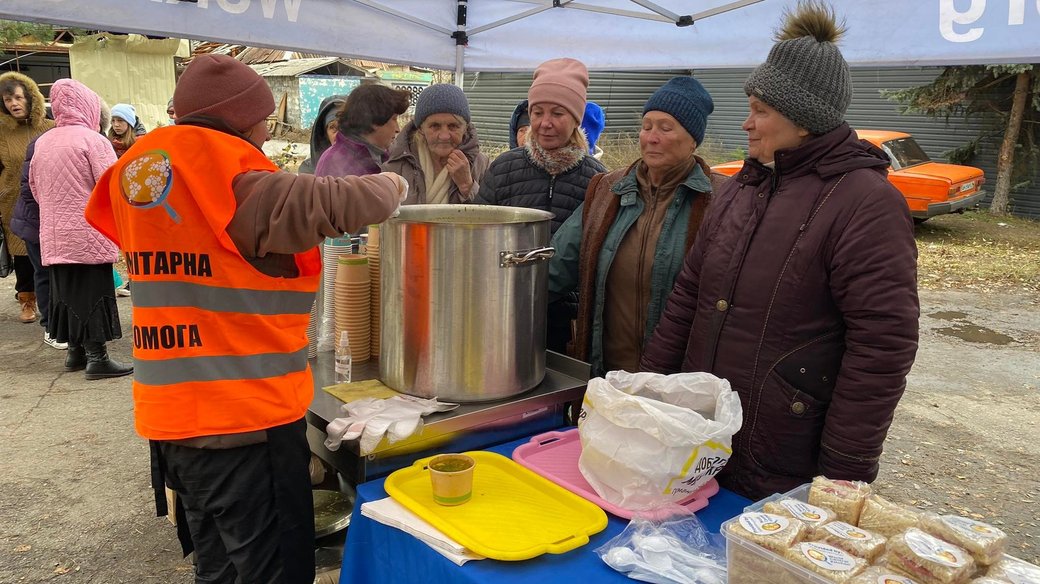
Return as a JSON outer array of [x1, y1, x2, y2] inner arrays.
[[640, 123, 919, 501]]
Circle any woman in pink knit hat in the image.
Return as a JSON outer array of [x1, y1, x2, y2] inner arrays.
[[477, 57, 607, 352]]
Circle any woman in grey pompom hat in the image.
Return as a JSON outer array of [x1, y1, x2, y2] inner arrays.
[[382, 83, 489, 204], [641, 1, 920, 501]]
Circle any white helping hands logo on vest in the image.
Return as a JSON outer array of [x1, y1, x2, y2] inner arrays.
[[325, 395, 458, 455]]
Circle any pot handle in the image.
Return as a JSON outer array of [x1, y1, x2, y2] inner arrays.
[[500, 247, 556, 267]]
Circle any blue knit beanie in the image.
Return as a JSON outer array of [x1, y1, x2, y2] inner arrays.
[[413, 84, 470, 128], [111, 103, 137, 127], [642, 77, 713, 144], [581, 101, 605, 153]]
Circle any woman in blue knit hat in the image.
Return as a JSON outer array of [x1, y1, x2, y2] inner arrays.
[[547, 75, 718, 376]]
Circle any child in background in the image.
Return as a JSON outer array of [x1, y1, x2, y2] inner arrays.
[[108, 103, 138, 158]]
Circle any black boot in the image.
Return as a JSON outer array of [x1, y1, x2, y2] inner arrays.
[[65, 344, 87, 372], [84, 342, 134, 380]]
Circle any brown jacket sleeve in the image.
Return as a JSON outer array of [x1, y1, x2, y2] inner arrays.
[[228, 170, 398, 258]]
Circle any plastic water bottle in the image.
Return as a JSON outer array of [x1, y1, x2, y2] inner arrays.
[[335, 331, 352, 383]]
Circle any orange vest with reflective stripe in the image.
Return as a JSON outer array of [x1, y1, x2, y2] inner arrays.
[[85, 125, 321, 441]]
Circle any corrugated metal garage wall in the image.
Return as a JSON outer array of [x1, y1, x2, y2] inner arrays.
[[695, 67, 1040, 218], [464, 70, 687, 147]]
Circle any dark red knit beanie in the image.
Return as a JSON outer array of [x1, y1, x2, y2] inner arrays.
[[173, 54, 275, 131]]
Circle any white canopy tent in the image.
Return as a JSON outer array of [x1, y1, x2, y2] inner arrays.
[[3, 0, 1040, 83]]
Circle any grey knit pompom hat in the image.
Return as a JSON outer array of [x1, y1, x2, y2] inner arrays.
[[744, 1, 851, 135]]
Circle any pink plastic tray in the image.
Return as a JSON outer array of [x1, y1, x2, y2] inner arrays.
[[512, 428, 719, 519]]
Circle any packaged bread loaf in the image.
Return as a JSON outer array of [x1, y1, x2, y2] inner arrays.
[[809, 476, 872, 524], [813, 521, 887, 561], [987, 555, 1040, 583], [920, 514, 1007, 567], [886, 528, 975, 584], [726, 511, 807, 553], [859, 494, 922, 537], [783, 541, 868, 582], [764, 498, 838, 536], [849, 566, 922, 584]]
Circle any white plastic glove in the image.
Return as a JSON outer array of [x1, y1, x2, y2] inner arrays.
[[378, 172, 409, 218], [324, 395, 459, 454]]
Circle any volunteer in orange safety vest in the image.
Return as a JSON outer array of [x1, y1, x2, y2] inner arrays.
[[86, 54, 406, 584]]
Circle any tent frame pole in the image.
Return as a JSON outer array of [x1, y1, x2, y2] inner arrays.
[[453, 0, 468, 88]]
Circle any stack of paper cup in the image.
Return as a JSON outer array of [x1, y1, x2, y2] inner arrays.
[[318, 236, 355, 352], [334, 254, 371, 363], [366, 224, 381, 359]]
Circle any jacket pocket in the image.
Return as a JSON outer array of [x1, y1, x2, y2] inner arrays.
[[747, 370, 829, 479], [772, 331, 844, 403]]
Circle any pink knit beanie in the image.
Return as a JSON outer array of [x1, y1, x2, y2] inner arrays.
[[173, 54, 275, 132], [527, 58, 589, 123]]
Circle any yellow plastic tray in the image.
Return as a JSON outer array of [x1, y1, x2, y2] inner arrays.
[[384, 451, 608, 561]]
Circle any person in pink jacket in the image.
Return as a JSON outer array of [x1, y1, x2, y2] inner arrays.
[[29, 79, 132, 380]]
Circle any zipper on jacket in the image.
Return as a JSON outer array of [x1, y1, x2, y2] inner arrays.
[[741, 173, 848, 460], [547, 175, 556, 202]]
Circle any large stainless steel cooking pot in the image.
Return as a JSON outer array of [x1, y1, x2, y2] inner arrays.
[[380, 204, 555, 402]]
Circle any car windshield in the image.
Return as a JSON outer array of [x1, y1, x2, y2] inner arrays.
[[881, 137, 931, 170]]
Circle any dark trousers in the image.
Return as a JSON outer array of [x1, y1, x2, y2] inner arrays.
[[23, 242, 49, 328], [547, 297, 576, 354], [158, 419, 315, 584], [13, 254, 34, 294]]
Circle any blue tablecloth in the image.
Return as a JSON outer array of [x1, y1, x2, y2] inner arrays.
[[340, 435, 752, 584]]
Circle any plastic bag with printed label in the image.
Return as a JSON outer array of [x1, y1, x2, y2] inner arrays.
[[578, 370, 742, 510]]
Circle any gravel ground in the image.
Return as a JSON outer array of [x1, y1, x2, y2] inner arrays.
[[1, 271, 1037, 581]]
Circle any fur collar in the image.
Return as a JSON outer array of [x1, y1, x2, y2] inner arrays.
[[0, 71, 49, 131]]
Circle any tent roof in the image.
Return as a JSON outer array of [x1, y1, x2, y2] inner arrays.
[[2, 1, 1038, 72], [247, 57, 368, 78]]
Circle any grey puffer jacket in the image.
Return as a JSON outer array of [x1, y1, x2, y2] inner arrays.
[[640, 123, 919, 500], [476, 147, 606, 234]]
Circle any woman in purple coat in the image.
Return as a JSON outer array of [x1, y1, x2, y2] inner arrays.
[[314, 84, 411, 178], [641, 2, 919, 500]]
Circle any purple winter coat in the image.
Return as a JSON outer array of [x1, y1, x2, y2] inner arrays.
[[640, 124, 919, 500], [314, 133, 384, 178], [11, 136, 43, 244]]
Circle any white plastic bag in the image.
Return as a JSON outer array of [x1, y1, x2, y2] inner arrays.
[[578, 370, 743, 510], [596, 506, 728, 584]]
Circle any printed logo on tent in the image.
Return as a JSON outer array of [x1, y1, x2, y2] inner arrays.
[[119, 150, 181, 223]]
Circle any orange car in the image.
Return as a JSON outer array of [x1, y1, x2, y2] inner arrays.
[[712, 130, 986, 222]]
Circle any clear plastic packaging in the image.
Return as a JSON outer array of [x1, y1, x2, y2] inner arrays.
[[848, 566, 921, 584], [971, 578, 1013, 584], [725, 511, 808, 554], [858, 494, 922, 538], [763, 499, 837, 536], [985, 554, 1040, 583], [886, 528, 976, 584], [808, 476, 872, 525], [920, 514, 1008, 567], [596, 506, 727, 584], [812, 521, 887, 562], [783, 541, 868, 582]]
